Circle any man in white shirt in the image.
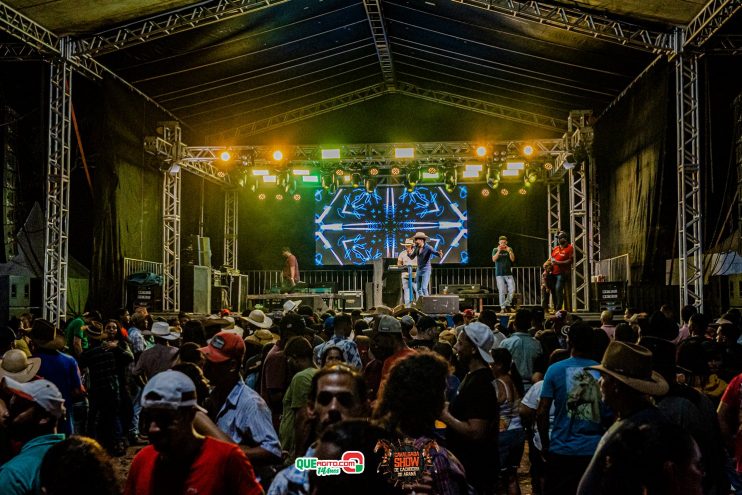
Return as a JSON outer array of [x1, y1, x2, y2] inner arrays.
[[397, 239, 417, 306]]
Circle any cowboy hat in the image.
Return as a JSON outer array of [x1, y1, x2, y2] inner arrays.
[[400, 238, 414, 246], [86, 321, 105, 340], [242, 309, 273, 329], [283, 299, 302, 313], [245, 329, 279, 347], [412, 232, 429, 240], [0, 349, 41, 383], [588, 341, 669, 396], [28, 319, 65, 351], [150, 321, 179, 341]]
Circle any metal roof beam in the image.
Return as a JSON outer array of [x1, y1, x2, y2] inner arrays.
[[684, 0, 742, 48], [208, 83, 388, 142], [144, 134, 232, 186], [397, 81, 566, 133], [362, 0, 396, 90], [73, 0, 291, 57], [0, 41, 42, 60], [449, 0, 674, 54], [706, 35, 742, 54]]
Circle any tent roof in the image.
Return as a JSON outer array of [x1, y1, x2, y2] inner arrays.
[[3, 0, 735, 141]]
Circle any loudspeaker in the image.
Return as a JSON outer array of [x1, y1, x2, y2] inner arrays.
[[196, 236, 212, 267], [416, 295, 459, 314], [230, 274, 248, 313], [181, 265, 211, 314], [338, 291, 363, 310]]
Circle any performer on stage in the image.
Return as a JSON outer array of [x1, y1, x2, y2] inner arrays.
[[492, 235, 516, 312], [281, 246, 300, 291], [550, 232, 574, 311], [409, 232, 443, 297], [397, 238, 418, 305]]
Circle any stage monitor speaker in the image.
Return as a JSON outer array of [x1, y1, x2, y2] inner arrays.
[[230, 274, 248, 313], [338, 291, 363, 311], [181, 265, 211, 314], [417, 295, 459, 314]]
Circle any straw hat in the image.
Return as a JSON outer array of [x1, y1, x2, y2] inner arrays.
[[400, 238, 414, 246], [588, 341, 669, 396], [413, 232, 429, 240], [245, 329, 279, 347], [242, 310, 273, 329], [0, 349, 41, 383]]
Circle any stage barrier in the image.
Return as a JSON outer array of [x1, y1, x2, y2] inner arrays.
[[122, 258, 164, 305], [593, 254, 630, 285]]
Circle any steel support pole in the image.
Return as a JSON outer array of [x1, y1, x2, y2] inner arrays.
[[223, 190, 238, 270], [162, 169, 181, 311], [568, 166, 590, 311], [735, 94, 742, 248], [42, 43, 72, 326], [546, 182, 562, 253], [675, 31, 704, 311]]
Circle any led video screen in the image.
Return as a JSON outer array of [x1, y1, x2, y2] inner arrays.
[[314, 185, 468, 266]]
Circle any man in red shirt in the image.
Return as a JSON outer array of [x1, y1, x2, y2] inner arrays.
[[125, 370, 262, 495], [550, 232, 574, 312], [282, 246, 300, 290]]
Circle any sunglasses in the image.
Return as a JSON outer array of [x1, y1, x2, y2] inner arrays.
[[316, 391, 356, 408]]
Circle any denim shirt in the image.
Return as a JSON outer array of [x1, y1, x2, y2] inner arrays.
[[216, 378, 282, 458]]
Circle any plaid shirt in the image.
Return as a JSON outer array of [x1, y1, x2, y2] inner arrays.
[[78, 343, 132, 397]]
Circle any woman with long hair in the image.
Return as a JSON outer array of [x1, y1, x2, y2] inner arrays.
[[491, 347, 525, 495]]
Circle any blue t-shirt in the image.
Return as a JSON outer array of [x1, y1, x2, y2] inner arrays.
[[540, 356, 605, 456], [0, 434, 65, 495], [34, 349, 83, 434]]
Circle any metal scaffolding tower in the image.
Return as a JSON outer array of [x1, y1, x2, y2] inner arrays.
[[546, 182, 562, 253], [43, 48, 72, 326], [223, 190, 238, 271], [158, 123, 184, 312], [675, 31, 704, 311]]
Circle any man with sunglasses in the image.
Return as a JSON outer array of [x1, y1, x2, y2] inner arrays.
[[268, 364, 370, 495], [125, 370, 262, 495]]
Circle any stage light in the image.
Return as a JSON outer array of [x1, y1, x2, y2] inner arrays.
[[285, 178, 298, 195], [220, 151, 231, 161], [302, 175, 319, 183], [486, 166, 500, 189], [252, 169, 269, 176], [476, 146, 487, 157], [248, 176, 260, 193], [292, 169, 310, 176], [263, 175, 277, 183], [403, 178, 415, 192], [481, 188, 490, 197], [506, 161, 525, 170], [502, 169, 520, 177], [293, 194, 301, 201], [462, 163, 482, 178], [544, 162, 553, 170], [427, 166, 438, 174], [422, 171, 439, 179], [351, 172, 361, 188], [523, 145, 534, 157], [343, 175, 351, 183], [395, 147, 414, 159], [391, 166, 401, 176], [443, 167, 457, 193], [562, 153, 576, 169], [406, 167, 420, 187], [364, 178, 377, 193], [525, 169, 538, 183], [272, 150, 283, 161], [217, 170, 226, 178], [275, 194, 284, 200], [369, 167, 380, 176], [321, 174, 334, 190], [321, 149, 340, 159], [167, 163, 180, 175], [518, 188, 528, 195], [335, 168, 345, 176], [501, 188, 509, 196], [257, 193, 266, 200]]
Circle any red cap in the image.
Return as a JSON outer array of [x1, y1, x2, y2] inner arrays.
[[199, 332, 245, 363], [463, 309, 475, 317]]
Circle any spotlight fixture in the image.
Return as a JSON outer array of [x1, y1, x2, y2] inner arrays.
[[257, 193, 266, 200], [351, 172, 361, 188], [518, 188, 528, 195], [275, 194, 284, 200], [364, 178, 377, 194], [406, 167, 421, 187], [427, 166, 438, 174], [476, 146, 487, 157], [248, 177, 260, 193], [394, 147, 414, 159], [293, 194, 301, 201], [522, 145, 535, 157], [321, 149, 340, 159], [463, 164, 483, 179], [272, 150, 283, 161], [500, 188, 509, 196], [252, 169, 269, 176], [321, 174, 334, 190], [486, 166, 500, 189], [369, 166, 380, 176], [334, 168, 345, 176], [167, 163, 180, 176], [525, 169, 538, 184], [506, 161, 525, 170], [443, 167, 457, 193], [220, 151, 231, 161], [391, 166, 401, 176], [217, 170, 226, 178], [481, 188, 490, 197], [544, 162, 553, 170]]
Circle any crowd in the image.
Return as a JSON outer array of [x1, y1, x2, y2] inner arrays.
[[0, 301, 741, 494]]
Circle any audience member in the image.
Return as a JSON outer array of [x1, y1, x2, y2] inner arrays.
[[39, 436, 121, 495], [280, 336, 317, 462], [500, 309, 542, 391]]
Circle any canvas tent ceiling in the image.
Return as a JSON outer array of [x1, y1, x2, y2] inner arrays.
[[1, 0, 734, 141]]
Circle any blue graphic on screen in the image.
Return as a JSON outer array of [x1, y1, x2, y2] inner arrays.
[[315, 185, 468, 265]]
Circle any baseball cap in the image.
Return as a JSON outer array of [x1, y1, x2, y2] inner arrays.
[[463, 322, 495, 364], [377, 315, 402, 334], [141, 370, 201, 410], [3, 376, 66, 418], [280, 312, 307, 335], [199, 331, 246, 363], [462, 309, 475, 318]]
